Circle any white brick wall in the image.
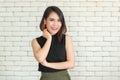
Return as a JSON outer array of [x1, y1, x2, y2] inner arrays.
[[0, 0, 120, 80]]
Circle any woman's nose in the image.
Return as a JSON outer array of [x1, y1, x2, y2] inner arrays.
[[54, 21, 58, 25]]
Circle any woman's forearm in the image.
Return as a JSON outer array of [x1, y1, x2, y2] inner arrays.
[[42, 60, 75, 69], [36, 38, 52, 63]]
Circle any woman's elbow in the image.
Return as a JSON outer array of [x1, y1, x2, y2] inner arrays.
[[37, 58, 44, 63], [34, 54, 44, 63], [68, 62, 75, 69]]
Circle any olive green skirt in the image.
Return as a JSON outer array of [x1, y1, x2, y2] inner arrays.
[[40, 70, 71, 80]]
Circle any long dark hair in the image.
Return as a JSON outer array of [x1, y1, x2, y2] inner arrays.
[[40, 6, 67, 42]]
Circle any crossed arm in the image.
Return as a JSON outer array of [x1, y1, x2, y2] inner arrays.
[[31, 35, 75, 69]]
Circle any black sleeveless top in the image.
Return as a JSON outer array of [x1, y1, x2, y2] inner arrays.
[[36, 34, 67, 72]]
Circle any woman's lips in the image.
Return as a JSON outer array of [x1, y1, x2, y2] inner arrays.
[[51, 27, 58, 31]]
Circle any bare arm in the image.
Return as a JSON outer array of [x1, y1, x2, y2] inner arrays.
[[31, 29, 52, 63], [42, 35, 75, 69]]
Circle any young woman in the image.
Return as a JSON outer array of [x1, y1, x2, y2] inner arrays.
[[31, 6, 75, 80]]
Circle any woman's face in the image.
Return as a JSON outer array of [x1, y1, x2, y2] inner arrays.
[[44, 12, 62, 35]]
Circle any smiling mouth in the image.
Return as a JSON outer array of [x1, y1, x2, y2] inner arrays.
[[51, 27, 58, 30]]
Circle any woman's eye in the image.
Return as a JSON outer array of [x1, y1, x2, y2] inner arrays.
[[50, 19, 54, 21]]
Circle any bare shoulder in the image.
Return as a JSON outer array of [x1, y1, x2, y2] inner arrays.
[[31, 38, 39, 47], [65, 34, 72, 41], [65, 35, 73, 47], [31, 38, 41, 50], [31, 38, 37, 44]]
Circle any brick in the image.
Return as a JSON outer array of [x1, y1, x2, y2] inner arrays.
[[104, 7, 119, 11], [71, 77, 86, 80], [5, 37, 21, 41], [75, 47, 86, 51], [30, 2, 47, 7], [0, 37, 4, 41], [21, 56, 36, 61], [21, 66, 37, 71], [14, 12, 29, 16], [79, 32, 94, 36], [64, 12, 80, 16], [95, 42, 111, 47], [102, 17, 118, 21], [0, 51, 11, 56], [0, 2, 14, 7], [86, 17, 102, 21], [95, 62, 110, 66], [6, 66, 21, 71], [86, 27, 102, 31], [0, 71, 14, 76], [78, 22, 94, 27], [12, 22, 28, 26], [78, 62, 94, 67], [88, 7, 103, 11], [102, 27, 118, 31], [86, 47, 102, 51], [5, 47, 20, 51], [95, 12, 111, 16], [21, 76, 38, 80], [69, 7, 87, 11], [94, 32, 110, 36], [64, 2, 79, 6], [111, 32, 120, 37], [97, 2, 112, 7], [110, 52, 120, 56], [112, 12, 120, 16], [0, 12, 13, 16], [94, 52, 110, 56], [95, 72, 111, 76], [77, 51, 94, 56], [104, 37, 119, 41], [5, 17, 20, 21], [48, 2, 64, 6], [6, 76, 21, 80], [0, 76, 6, 80], [0, 57, 5, 61], [15, 2, 30, 7], [79, 12, 94, 16], [94, 22, 110, 27], [5, 56, 21, 61], [111, 62, 120, 66], [103, 77, 118, 80], [11, 51, 27, 56], [79, 42, 95, 46], [0, 8, 6, 11], [14, 72, 29, 76], [7, 7, 22, 12], [113, 2, 120, 7], [69, 27, 85, 31], [22, 7, 38, 11], [102, 67, 118, 71], [20, 17, 36, 22], [86, 67, 102, 71], [80, 2, 96, 6], [87, 57, 102, 61], [111, 72, 120, 76], [102, 47, 118, 51], [87, 77, 102, 80], [0, 22, 12, 26], [103, 56, 119, 61], [87, 37, 103, 41], [79, 71, 94, 76], [67, 22, 78, 26]]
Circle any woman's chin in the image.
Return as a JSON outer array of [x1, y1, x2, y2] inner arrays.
[[51, 32, 57, 35]]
